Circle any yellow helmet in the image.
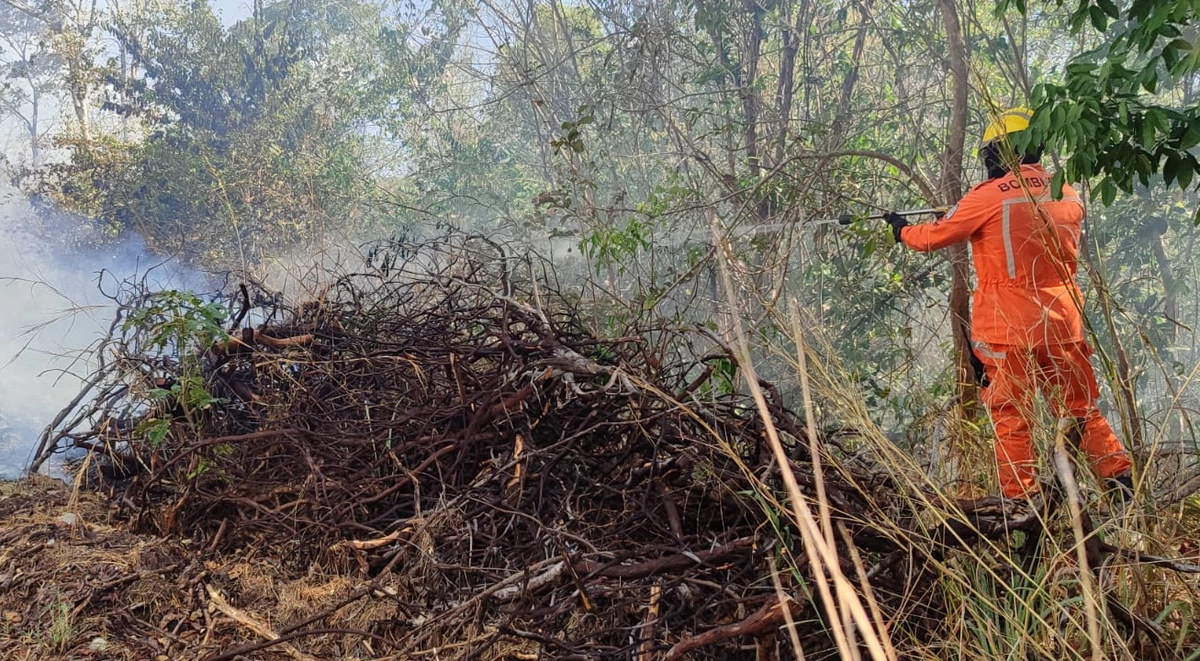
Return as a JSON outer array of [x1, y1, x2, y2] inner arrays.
[[982, 106, 1033, 144]]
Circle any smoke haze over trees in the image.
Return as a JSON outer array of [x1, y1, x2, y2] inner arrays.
[[0, 178, 197, 477], [0, 0, 1195, 477], [1, 0, 1198, 487]]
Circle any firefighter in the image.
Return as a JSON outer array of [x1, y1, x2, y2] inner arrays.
[[885, 107, 1134, 500]]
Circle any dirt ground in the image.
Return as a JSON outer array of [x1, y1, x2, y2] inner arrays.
[[0, 476, 402, 661]]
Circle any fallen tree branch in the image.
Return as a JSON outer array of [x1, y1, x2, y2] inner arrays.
[[1101, 543, 1200, 573], [662, 595, 805, 661], [205, 584, 321, 661], [575, 538, 757, 580]]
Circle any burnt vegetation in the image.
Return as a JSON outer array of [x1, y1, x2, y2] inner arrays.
[[19, 236, 1196, 660]]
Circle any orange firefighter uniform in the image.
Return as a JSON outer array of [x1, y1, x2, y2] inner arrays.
[[899, 163, 1133, 497]]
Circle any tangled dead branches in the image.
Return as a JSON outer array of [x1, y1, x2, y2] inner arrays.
[[30, 235, 1198, 660]]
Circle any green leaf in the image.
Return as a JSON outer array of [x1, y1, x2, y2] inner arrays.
[[1163, 43, 1180, 70], [1066, 60, 1098, 75], [1177, 163, 1194, 190], [1186, 47, 1200, 75], [1142, 68, 1158, 93], [1167, 38, 1193, 52], [1136, 153, 1154, 186], [1096, 0, 1119, 18], [1164, 154, 1179, 186], [147, 419, 171, 446], [1098, 176, 1117, 206], [1142, 115, 1157, 146], [1181, 121, 1200, 149], [1051, 169, 1066, 200], [1137, 153, 1154, 174], [1089, 5, 1108, 30]]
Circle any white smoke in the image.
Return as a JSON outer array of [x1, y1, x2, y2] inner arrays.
[[0, 181, 202, 478]]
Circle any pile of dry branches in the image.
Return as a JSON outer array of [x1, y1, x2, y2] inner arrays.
[[30, 236, 1194, 660]]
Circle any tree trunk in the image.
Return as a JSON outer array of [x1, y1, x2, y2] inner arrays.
[[1150, 232, 1177, 341], [29, 87, 39, 166], [937, 0, 976, 409], [772, 1, 800, 169], [830, 0, 874, 144], [741, 0, 764, 186], [70, 85, 91, 148], [57, 0, 99, 152]]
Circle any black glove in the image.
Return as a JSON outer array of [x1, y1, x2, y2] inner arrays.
[[969, 349, 990, 388], [884, 211, 908, 244]]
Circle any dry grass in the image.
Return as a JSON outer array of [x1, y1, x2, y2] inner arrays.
[[6, 235, 1198, 660], [0, 476, 416, 660]]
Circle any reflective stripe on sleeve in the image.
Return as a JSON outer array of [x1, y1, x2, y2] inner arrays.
[[1001, 198, 1018, 279]]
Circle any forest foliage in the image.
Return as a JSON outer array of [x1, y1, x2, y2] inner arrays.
[[2, 0, 1198, 483], [2, 0, 1198, 493]]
